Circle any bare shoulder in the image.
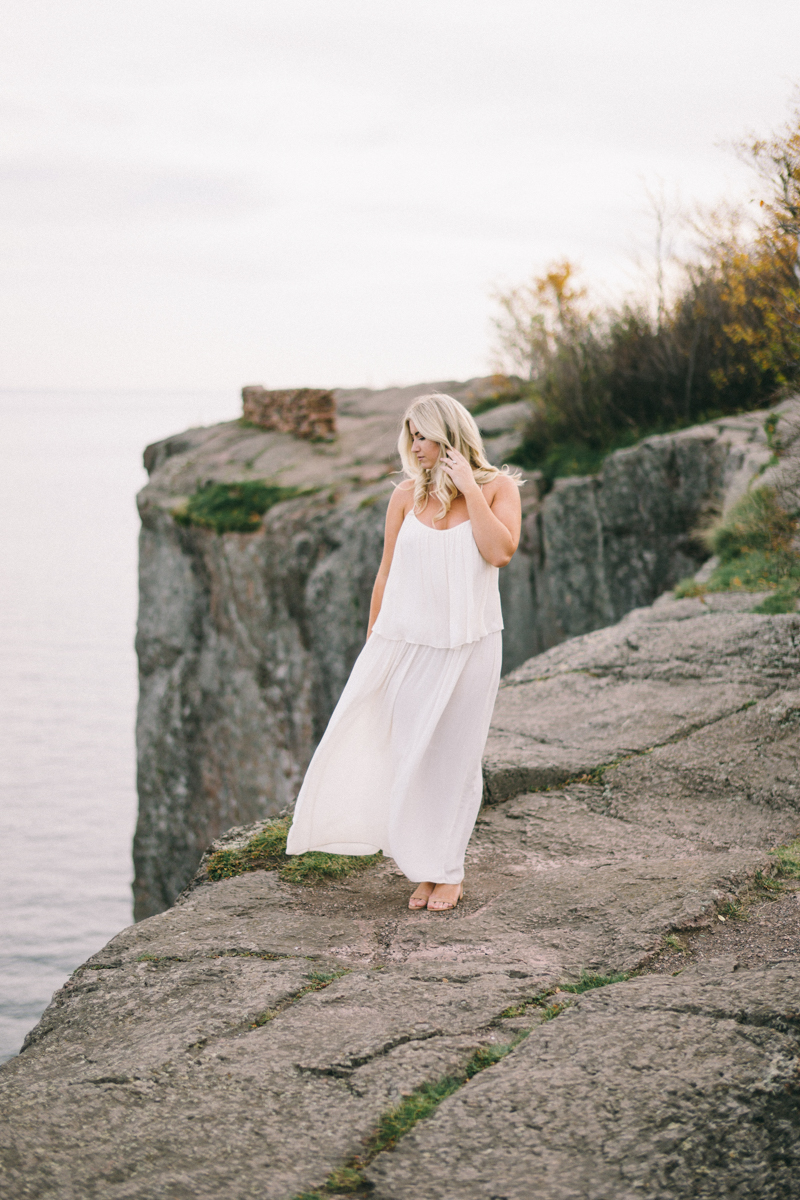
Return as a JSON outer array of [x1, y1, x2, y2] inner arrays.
[[485, 471, 521, 507], [386, 475, 412, 523], [387, 479, 414, 516]]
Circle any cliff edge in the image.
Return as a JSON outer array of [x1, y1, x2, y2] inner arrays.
[[134, 382, 796, 919], [3, 590, 799, 1199]]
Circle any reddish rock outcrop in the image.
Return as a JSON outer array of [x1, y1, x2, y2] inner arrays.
[[241, 385, 337, 440]]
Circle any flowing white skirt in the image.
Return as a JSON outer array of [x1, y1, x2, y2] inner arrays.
[[286, 631, 502, 884]]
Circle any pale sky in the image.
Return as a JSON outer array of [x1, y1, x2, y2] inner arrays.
[[1, 0, 799, 390]]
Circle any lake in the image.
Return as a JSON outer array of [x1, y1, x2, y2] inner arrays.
[[0, 390, 240, 1061]]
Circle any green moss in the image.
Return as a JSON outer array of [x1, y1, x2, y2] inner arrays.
[[359, 1040, 523, 1160], [752, 583, 800, 614], [205, 818, 290, 879], [711, 487, 796, 561], [663, 934, 686, 951], [324, 1167, 365, 1193], [279, 850, 382, 885], [250, 970, 349, 1030], [771, 837, 800, 878], [173, 480, 313, 533], [205, 816, 382, 887], [559, 969, 629, 994], [500, 968, 629, 1018], [364, 1077, 462, 1155], [251, 1008, 278, 1027], [674, 487, 800, 610], [293, 1036, 526, 1197], [764, 413, 781, 451], [753, 870, 785, 895], [674, 578, 707, 599]]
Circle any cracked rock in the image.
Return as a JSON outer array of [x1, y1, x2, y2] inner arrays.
[[2, 589, 799, 1197]]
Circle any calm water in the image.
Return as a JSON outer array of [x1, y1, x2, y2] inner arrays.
[[0, 391, 240, 1062]]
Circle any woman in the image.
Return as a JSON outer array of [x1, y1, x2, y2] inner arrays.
[[286, 392, 522, 911]]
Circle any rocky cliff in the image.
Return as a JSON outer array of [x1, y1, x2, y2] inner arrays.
[[4, 592, 799, 1199], [134, 384, 795, 918]]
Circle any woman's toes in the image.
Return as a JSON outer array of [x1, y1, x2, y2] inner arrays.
[[408, 883, 435, 909], [426, 884, 462, 911]]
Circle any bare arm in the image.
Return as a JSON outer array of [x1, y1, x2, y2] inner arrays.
[[441, 452, 521, 567], [367, 482, 412, 637]]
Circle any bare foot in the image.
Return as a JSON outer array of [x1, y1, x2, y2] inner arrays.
[[427, 883, 463, 912], [408, 882, 436, 909]]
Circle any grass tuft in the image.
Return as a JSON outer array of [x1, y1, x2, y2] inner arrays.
[[324, 1167, 365, 1193], [500, 968, 628, 1018], [280, 850, 383, 886], [569, 764, 611, 786], [250, 970, 349, 1030], [251, 1009, 277, 1027], [464, 1042, 516, 1076], [359, 1039, 523, 1162], [173, 480, 313, 533], [559, 969, 629, 994], [752, 583, 800, 614], [674, 487, 800, 610], [674, 578, 707, 600], [296, 970, 630, 1195], [663, 934, 686, 951], [298, 1036, 526, 1196], [754, 870, 785, 895], [363, 1077, 462, 1157], [771, 838, 800, 878], [205, 816, 382, 887]]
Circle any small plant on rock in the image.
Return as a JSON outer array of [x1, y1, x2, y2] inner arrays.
[[674, 485, 800, 612], [771, 837, 800, 878], [173, 480, 313, 533], [205, 816, 382, 886]]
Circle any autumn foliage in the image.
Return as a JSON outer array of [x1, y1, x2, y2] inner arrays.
[[494, 104, 800, 481]]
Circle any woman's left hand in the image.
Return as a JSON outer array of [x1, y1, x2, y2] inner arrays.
[[440, 447, 478, 495]]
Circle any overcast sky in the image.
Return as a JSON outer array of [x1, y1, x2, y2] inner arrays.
[[1, 1, 799, 391]]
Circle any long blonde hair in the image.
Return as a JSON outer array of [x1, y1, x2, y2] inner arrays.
[[398, 392, 522, 523]]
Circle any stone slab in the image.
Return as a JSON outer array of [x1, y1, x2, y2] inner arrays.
[[368, 961, 800, 1200], [2, 599, 799, 1198]]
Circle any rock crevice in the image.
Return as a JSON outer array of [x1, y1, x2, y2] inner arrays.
[[3, 591, 798, 1198]]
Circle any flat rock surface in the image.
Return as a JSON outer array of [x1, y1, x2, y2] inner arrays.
[[2, 599, 799, 1199], [368, 961, 800, 1200]]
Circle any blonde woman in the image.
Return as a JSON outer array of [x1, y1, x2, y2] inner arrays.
[[286, 393, 522, 911]]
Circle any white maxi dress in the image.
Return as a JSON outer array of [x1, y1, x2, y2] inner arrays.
[[285, 510, 503, 883]]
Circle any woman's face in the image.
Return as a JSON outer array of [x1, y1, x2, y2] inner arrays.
[[408, 421, 441, 471]]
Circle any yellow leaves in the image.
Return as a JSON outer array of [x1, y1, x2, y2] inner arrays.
[[491, 259, 589, 380]]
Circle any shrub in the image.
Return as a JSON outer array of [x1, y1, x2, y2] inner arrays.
[[710, 487, 797, 563], [673, 486, 800, 610], [495, 103, 800, 484], [173, 480, 312, 533]]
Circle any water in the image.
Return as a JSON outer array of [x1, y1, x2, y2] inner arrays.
[[0, 390, 240, 1062]]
